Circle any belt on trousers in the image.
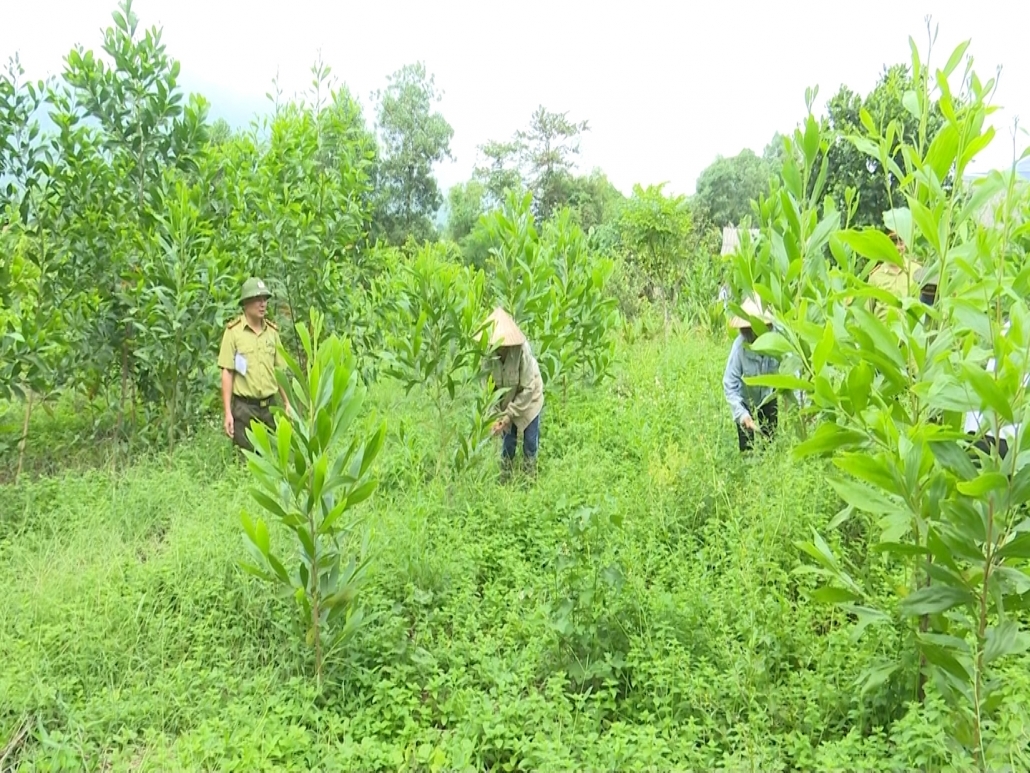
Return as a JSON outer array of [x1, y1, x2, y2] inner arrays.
[[234, 393, 275, 408]]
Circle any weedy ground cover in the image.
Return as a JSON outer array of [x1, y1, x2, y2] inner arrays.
[[2, 330, 1030, 772]]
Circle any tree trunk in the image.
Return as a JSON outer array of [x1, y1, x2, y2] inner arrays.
[[15, 390, 34, 483], [120, 337, 129, 436]]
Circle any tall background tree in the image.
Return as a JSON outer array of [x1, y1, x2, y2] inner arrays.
[[693, 148, 774, 228], [372, 61, 454, 246], [824, 62, 947, 228], [445, 178, 492, 268], [472, 106, 589, 222]]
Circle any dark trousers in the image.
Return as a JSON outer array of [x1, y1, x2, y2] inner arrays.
[[502, 412, 541, 461], [969, 432, 1009, 466], [737, 401, 778, 452], [231, 394, 275, 452]]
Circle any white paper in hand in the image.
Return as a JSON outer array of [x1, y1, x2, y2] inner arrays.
[[234, 352, 248, 376]]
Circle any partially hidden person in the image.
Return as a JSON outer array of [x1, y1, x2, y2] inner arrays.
[[965, 320, 1022, 466], [217, 277, 292, 454], [484, 307, 544, 483], [866, 231, 924, 322], [723, 295, 785, 452]]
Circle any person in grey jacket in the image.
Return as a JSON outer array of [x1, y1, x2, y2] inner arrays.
[[723, 296, 782, 452]]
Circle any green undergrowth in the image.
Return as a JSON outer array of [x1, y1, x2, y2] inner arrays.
[[3, 330, 1029, 771]]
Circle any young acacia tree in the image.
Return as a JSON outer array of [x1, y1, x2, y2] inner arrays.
[[60, 0, 209, 435], [240, 309, 386, 687], [483, 191, 620, 398], [0, 58, 69, 478], [727, 31, 1030, 770], [379, 244, 497, 477]]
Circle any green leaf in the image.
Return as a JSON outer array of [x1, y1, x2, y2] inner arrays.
[[995, 566, 1030, 595], [797, 529, 841, 573], [900, 585, 975, 616], [997, 533, 1030, 561], [870, 541, 931, 557], [359, 421, 387, 478], [749, 331, 792, 357], [961, 363, 1014, 424], [266, 552, 290, 584], [834, 453, 900, 497], [809, 586, 860, 604], [745, 374, 812, 391], [793, 422, 867, 458], [238, 562, 272, 581], [956, 472, 1009, 497], [926, 124, 961, 181], [907, 197, 941, 256], [812, 320, 835, 374], [917, 636, 972, 683], [902, 91, 921, 121], [851, 307, 906, 372], [296, 527, 316, 561], [882, 208, 914, 246], [929, 441, 979, 481], [346, 479, 378, 509], [846, 361, 873, 413], [858, 661, 899, 695], [828, 476, 901, 515], [806, 209, 840, 260], [839, 229, 904, 267], [942, 40, 971, 77], [1007, 466, 1030, 509], [276, 417, 292, 471], [250, 489, 291, 523], [984, 620, 1030, 665]]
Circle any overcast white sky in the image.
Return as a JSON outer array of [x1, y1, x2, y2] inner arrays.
[[3, 1, 1027, 196]]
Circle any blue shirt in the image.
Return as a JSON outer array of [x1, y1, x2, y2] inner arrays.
[[723, 334, 779, 424]]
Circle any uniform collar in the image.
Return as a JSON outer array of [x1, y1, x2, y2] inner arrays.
[[241, 313, 267, 335]]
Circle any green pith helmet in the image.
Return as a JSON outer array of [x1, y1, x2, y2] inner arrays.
[[240, 277, 271, 305]]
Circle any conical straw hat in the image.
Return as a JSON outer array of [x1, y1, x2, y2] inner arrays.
[[485, 307, 526, 347], [728, 295, 774, 329]]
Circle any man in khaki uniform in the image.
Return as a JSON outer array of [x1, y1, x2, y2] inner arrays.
[[218, 277, 291, 453], [485, 307, 545, 482], [867, 231, 922, 321]]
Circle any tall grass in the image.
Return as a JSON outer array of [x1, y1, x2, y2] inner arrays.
[[2, 330, 1029, 771]]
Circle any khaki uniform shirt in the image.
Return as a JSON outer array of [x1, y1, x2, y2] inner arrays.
[[217, 315, 284, 399], [867, 259, 922, 322], [488, 341, 544, 431]]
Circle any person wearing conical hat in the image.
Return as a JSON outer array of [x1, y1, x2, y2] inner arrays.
[[217, 277, 292, 454], [723, 295, 782, 452], [484, 307, 545, 482]]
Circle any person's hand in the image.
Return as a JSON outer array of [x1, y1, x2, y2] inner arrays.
[[742, 415, 756, 431], [491, 417, 510, 436], [224, 412, 234, 439]]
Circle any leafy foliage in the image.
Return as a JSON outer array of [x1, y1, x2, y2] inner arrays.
[[473, 105, 589, 220], [372, 61, 454, 245], [728, 31, 1030, 771], [825, 62, 949, 228], [241, 309, 385, 686], [483, 191, 619, 390], [694, 148, 775, 228], [380, 244, 498, 475]]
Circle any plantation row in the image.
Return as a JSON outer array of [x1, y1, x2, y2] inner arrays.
[[0, 4, 726, 474], [5, 1, 1030, 767]]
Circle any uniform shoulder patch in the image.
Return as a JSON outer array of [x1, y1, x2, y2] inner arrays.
[[227, 317, 241, 329], [265, 319, 278, 331]]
